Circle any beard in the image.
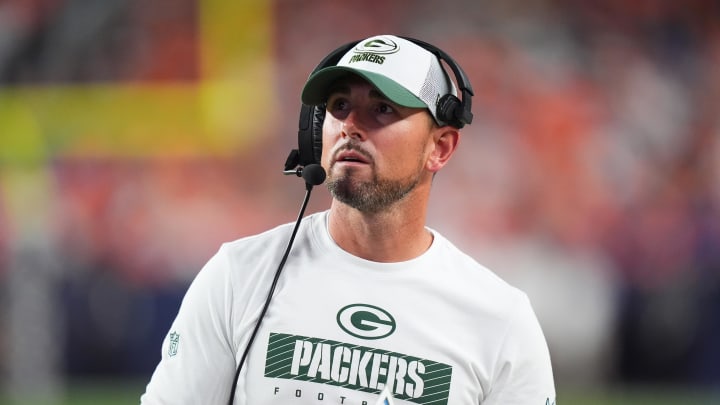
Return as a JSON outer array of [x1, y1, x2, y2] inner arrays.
[[326, 160, 424, 213]]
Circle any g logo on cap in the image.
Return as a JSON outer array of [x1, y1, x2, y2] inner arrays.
[[355, 38, 399, 54]]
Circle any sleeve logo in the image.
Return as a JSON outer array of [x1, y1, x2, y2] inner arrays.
[[168, 331, 180, 357]]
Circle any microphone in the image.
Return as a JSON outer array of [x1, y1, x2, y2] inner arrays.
[[283, 163, 326, 187], [226, 163, 325, 405], [301, 164, 327, 187]]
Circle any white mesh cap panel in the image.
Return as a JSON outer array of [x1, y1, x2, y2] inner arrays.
[[418, 58, 457, 125]]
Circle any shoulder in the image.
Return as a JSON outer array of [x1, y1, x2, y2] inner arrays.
[[222, 211, 324, 253], [430, 234, 556, 401], [431, 230, 526, 298], [212, 210, 327, 274], [424, 230, 543, 340], [220, 220, 293, 256], [185, 211, 327, 314]]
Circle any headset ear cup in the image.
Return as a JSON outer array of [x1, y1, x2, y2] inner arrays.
[[297, 104, 316, 167], [436, 94, 462, 128], [311, 105, 325, 165], [296, 104, 325, 167]]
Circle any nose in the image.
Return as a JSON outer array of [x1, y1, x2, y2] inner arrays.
[[341, 109, 366, 141]]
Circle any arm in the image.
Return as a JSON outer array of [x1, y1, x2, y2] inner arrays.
[[141, 247, 237, 404], [483, 294, 556, 405]]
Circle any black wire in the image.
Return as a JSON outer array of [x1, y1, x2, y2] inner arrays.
[[226, 185, 314, 405]]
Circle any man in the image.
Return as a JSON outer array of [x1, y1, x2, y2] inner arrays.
[[141, 34, 555, 405]]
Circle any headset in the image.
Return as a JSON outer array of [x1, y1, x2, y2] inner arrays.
[[284, 36, 474, 174]]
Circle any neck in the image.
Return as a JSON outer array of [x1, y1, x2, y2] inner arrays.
[[327, 191, 433, 263]]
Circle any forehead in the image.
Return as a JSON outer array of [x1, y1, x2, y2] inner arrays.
[[326, 74, 387, 100]]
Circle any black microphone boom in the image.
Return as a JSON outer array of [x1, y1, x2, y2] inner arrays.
[[226, 164, 325, 405]]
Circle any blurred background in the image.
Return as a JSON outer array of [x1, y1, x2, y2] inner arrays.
[[1, 0, 719, 404]]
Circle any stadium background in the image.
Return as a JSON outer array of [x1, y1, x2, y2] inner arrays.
[[1, 0, 720, 403]]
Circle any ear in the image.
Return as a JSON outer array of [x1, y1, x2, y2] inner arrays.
[[426, 127, 460, 173]]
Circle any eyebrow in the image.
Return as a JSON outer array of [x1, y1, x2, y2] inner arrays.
[[326, 83, 388, 101]]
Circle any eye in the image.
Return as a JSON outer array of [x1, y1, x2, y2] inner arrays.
[[376, 103, 395, 115], [327, 96, 349, 113]]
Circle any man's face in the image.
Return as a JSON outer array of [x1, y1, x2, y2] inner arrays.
[[320, 76, 436, 213]]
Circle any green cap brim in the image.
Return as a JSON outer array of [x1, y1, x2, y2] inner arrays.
[[301, 66, 427, 108]]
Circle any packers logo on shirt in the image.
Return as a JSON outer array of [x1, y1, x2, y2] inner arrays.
[[263, 304, 452, 404], [264, 333, 452, 405], [336, 304, 396, 340]]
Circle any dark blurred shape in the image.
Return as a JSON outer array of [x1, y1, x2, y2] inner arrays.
[[61, 266, 187, 376], [0, 0, 199, 84]]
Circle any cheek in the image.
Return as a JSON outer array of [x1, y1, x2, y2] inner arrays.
[[320, 117, 339, 167], [376, 139, 421, 174], [389, 128, 430, 161]]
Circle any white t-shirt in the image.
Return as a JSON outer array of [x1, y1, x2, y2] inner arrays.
[[141, 210, 555, 405]]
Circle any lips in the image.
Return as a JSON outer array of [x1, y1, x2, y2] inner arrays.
[[334, 148, 371, 165]]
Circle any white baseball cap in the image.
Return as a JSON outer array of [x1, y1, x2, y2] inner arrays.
[[301, 34, 457, 125]]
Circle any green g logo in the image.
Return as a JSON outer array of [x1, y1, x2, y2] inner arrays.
[[336, 304, 396, 340]]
